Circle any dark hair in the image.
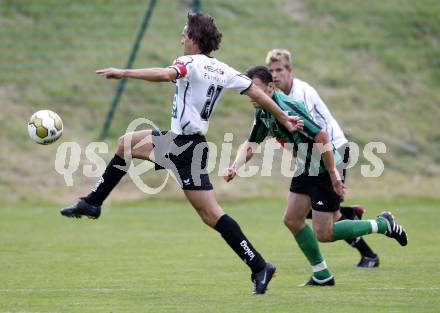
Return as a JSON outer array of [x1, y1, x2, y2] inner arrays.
[[245, 66, 273, 85], [187, 12, 222, 54]]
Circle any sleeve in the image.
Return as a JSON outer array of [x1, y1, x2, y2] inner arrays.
[[225, 67, 253, 94], [283, 99, 322, 140], [300, 114, 322, 140], [308, 85, 326, 109], [300, 83, 316, 113], [309, 85, 331, 127], [168, 56, 194, 80], [248, 111, 269, 144]]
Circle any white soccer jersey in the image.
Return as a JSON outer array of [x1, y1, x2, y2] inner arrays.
[[287, 78, 348, 148], [168, 54, 252, 135]]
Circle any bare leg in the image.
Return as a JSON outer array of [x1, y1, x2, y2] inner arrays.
[[183, 189, 224, 227], [312, 210, 338, 242], [183, 189, 268, 276], [283, 192, 311, 235], [116, 130, 155, 161], [82, 130, 156, 206], [284, 192, 334, 284]]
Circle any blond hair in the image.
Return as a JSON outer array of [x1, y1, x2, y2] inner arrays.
[[265, 49, 292, 68]]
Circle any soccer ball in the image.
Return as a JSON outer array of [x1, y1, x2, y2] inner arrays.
[[28, 110, 63, 145]]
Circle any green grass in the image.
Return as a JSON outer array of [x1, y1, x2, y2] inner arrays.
[[1, 197, 439, 313]]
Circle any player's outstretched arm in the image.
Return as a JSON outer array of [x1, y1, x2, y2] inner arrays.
[[243, 84, 304, 132], [224, 140, 258, 182], [96, 67, 178, 82], [314, 130, 345, 197]]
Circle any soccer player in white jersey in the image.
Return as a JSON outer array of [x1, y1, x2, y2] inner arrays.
[[60, 13, 303, 295], [265, 49, 381, 268]]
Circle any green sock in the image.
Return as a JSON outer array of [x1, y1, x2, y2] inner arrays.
[[376, 216, 388, 234], [332, 218, 388, 241], [294, 224, 332, 281]]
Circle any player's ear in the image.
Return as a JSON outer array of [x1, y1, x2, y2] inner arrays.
[[268, 82, 275, 92]]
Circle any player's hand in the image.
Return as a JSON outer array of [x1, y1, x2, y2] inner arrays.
[[223, 167, 237, 182], [282, 115, 304, 132], [329, 170, 345, 197], [332, 179, 345, 197], [96, 68, 125, 79]]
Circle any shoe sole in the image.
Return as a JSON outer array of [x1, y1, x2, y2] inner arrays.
[[356, 263, 380, 268], [300, 278, 335, 287], [60, 211, 99, 219]]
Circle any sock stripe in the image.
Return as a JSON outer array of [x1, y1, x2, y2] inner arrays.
[[312, 260, 328, 273], [370, 220, 378, 233]]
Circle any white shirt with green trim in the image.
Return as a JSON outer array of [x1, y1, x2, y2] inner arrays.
[[168, 54, 252, 135], [287, 78, 348, 148]]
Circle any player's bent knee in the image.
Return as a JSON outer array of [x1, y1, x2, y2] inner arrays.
[[197, 208, 212, 225], [200, 212, 218, 228], [283, 214, 303, 234], [334, 211, 342, 222], [116, 135, 127, 157], [116, 132, 142, 157], [283, 215, 293, 228], [315, 229, 333, 242], [193, 205, 221, 228]]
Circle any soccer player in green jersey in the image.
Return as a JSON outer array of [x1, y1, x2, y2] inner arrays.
[[225, 66, 408, 286], [266, 48, 380, 268]]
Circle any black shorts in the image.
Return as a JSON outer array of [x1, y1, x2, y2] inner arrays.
[[151, 130, 213, 190], [290, 172, 341, 212]]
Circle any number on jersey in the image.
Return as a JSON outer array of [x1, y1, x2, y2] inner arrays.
[[201, 84, 223, 121]]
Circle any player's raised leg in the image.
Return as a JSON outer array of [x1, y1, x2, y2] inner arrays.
[[60, 130, 154, 219], [337, 206, 380, 267], [312, 209, 408, 246], [283, 192, 335, 286], [184, 189, 276, 294], [306, 206, 379, 267], [339, 146, 380, 267]]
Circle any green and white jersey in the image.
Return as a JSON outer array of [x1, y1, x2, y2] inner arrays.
[[248, 90, 341, 175]]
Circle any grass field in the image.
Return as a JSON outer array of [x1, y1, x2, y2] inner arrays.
[[1, 196, 439, 313]]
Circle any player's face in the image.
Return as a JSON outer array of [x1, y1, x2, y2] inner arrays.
[[250, 78, 274, 108], [181, 25, 195, 55], [268, 61, 292, 93]]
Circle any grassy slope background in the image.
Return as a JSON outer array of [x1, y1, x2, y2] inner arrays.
[[1, 0, 440, 203]]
